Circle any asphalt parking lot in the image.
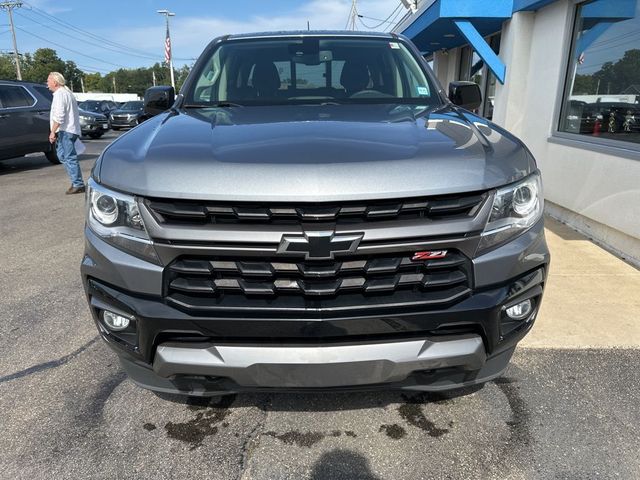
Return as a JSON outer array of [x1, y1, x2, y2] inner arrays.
[[1, 130, 639, 480]]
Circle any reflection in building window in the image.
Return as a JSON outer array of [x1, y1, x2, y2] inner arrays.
[[559, 0, 640, 145]]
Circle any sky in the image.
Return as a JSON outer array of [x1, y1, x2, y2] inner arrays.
[[0, 0, 411, 74]]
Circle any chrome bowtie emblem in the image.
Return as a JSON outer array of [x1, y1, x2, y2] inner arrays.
[[277, 231, 364, 260]]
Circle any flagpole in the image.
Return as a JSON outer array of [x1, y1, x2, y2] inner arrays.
[[157, 9, 176, 90]]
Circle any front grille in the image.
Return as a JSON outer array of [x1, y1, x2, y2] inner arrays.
[[112, 115, 129, 121], [146, 192, 486, 225], [165, 251, 472, 313]]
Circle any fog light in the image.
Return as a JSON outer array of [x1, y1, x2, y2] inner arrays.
[[102, 310, 131, 331], [505, 299, 533, 320]]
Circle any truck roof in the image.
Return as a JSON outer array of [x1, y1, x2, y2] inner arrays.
[[225, 30, 398, 40]]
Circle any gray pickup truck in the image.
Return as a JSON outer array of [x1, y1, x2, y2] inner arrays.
[[82, 31, 549, 396]]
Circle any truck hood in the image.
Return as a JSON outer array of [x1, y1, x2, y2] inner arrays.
[[98, 104, 536, 202]]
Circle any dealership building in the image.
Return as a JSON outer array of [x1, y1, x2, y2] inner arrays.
[[395, 0, 640, 265]]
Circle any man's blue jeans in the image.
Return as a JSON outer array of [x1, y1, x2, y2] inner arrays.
[[56, 131, 84, 188]]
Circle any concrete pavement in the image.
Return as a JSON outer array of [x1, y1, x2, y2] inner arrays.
[[523, 217, 640, 349]]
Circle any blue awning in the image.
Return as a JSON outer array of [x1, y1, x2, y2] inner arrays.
[[400, 0, 636, 85]]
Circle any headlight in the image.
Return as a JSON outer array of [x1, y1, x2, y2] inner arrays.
[[477, 172, 543, 253], [86, 178, 160, 264], [79, 115, 91, 123]]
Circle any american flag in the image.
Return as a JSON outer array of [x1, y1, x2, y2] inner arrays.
[[164, 25, 172, 64]]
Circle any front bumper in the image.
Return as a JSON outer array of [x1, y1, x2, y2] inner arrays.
[[110, 117, 139, 127], [80, 121, 109, 135], [81, 218, 549, 395]]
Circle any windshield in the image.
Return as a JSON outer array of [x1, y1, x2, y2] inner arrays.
[[186, 37, 441, 106], [121, 101, 143, 110], [79, 101, 100, 111]]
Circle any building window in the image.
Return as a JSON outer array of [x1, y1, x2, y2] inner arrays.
[[559, 0, 640, 146]]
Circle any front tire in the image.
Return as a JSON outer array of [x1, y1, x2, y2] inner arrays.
[[89, 133, 103, 139]]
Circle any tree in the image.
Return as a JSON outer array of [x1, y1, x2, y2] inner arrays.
[[175, 64, 192, 92], [63, 60, 83, 92], [573, 74, 595, 95], [22, 48, 65, 83], [591, 50, 640, 95], [1, 47, 193, 96], [0, 54, 18, 80], [83, 72, 102, 92]]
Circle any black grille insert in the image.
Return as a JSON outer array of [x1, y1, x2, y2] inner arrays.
[[146, 193, 486, 225], [165, 251, 472, 312]]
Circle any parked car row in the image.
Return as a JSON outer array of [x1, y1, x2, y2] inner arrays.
[[565, 99, 640, 135], [1, 80, 145, 163]]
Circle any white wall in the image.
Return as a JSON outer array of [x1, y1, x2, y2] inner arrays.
[[433, 48, 461, 90], [492, 0, 640, 264], [74, 93, 140, 102]]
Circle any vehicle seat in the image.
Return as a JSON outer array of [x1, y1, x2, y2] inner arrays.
[[253, 61, 281, 98], [340, 61, 370, 96]]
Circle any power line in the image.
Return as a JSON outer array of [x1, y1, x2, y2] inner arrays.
[[585, 35, 640, 54], [588, 29, 640, 49], [15, 26, 128, 68], [75, 63, 111, 74], [15, 10, 164, 62], [386, 6, 409, 32], [356, 2, 403, 30], [357, 12, 399, 26], [345, 0, 356, 30], [22, 2, 159, 59], [22, 2, 193, 62]]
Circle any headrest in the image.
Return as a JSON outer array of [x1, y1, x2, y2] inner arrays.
[[340, 61, 370, 93], [253, 61, 281, 96]]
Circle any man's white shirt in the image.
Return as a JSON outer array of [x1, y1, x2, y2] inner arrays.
[[50, 87, 81, 136]]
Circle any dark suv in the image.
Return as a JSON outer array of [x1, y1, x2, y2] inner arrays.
[[82, 32, 550, 396], [0, 80, 59, 164], [109, 101, 145, 130]]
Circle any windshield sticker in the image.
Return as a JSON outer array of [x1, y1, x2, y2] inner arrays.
[[389, 42, 400, 49], [417, 86, 429, 96]]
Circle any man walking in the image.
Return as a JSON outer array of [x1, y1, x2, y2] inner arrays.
[[47, 72, 84, 194]]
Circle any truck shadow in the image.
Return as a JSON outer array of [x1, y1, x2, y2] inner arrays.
[[153, 383, 484, 412], [0, 153, 97, 176]]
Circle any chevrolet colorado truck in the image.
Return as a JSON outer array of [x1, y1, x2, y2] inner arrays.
[[82, 31, 549, 396]]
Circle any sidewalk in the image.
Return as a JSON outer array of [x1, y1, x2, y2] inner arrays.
[[522, 216, 640, 349]]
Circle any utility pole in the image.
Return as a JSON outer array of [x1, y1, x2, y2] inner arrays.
[[1, 1, 23, 80], [157, 9, 176, 89], [152, 69, 156, 87], [347, 0, 357, 31], [80, 76, 85, 93], [400, 0, 418, 13], [112, 76, 116, 93]]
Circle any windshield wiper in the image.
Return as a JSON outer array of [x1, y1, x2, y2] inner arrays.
[[183, 102, 244, 108]]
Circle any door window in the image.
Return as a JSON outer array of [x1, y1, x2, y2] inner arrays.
[[0, 85, 35, 108]]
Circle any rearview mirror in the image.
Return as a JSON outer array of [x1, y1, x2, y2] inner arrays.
[[144, 86, 175, 117], [448, 81, 482, 111]]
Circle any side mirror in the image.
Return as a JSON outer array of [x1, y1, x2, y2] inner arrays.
[[144, 86, 175, 117], [448, 81, 482, 111]]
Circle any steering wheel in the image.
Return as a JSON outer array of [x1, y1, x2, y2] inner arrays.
[[349, 89, 394, 99]]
